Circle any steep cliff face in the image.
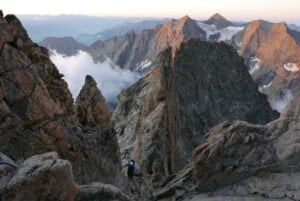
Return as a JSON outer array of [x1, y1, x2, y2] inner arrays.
[[89, 16, 205, 71], [234, 20, 300, 106], [112, 39, 279, 187], [0, 14, 121, 184], [75, 75, 111, 128], [40, 36, 88, 56]]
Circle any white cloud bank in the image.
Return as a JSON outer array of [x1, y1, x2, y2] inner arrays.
[[50, 50, 140, 105], [270, 90, 293, 113]]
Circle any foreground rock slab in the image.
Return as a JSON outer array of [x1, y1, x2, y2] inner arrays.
[[76, 182, 131, 201], [0, 152, 77, 201], [192, 94, 300, 195]]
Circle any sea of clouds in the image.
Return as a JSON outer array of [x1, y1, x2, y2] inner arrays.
[[270, 90, 293, 113], [50, 50, 140, 107]]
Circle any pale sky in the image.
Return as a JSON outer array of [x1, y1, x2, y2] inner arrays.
[[2, 0, 300, 22]]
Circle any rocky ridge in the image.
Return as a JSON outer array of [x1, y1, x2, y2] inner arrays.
[[153, 93, 300, 201], [112, 39, 279, 190], [89, 15, 206, 71], [0, 14, 121, 185], [75, 75, 111, 128], [88, 14, 300, 113], [2, 11, 300, 201], [233, 20, 300, 107], [0, 152, 130, 201]]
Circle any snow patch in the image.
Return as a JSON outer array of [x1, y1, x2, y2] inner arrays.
[[259, 81, 273, 92], [283, 63, 299, 72], [262, 81, 273, 89], [197, 22, 243, 41], [138, 59, 152, 70], [249, 57, 261, 74]]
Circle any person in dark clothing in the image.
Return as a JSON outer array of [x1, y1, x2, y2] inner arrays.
[[0, 10, 3, 18], [123, 159, 135, 179]]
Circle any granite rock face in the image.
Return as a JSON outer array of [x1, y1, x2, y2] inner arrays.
[[193, 94, 300, 192], [89, 15, 206, 71], [233, 20, 300, 107], [154, 94, 300, 201], [0, 14, 121, 184], [112, 39, 278, 187], [75, 75, 111, 128]]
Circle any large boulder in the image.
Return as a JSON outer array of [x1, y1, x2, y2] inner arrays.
[[75, 75, 111, 128], [193, 94, 300, 192], [0, 152, 130, 201], [154, 94, 300, 201], [0, 152, 77, 201], [112, 39, 279, 186]]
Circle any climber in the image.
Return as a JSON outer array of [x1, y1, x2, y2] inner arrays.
[[0, 160, 18, 169], [123, 159, 135, 180], [0, 10, 3, 18]]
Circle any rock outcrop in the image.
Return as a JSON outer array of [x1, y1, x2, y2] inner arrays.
[[0, 152, 77, 201], [76, 183, 131, 201], [112, 39, 278, 187], [233, 20, 300, 108], [39, 36, 88, 56], [193, 93, 300, 193], [89, 15, 206, 71], [153, 94, 300, 201], [75, 75, 111, 128], [0, 152, 130, 201], [0, 14, 121, 184]]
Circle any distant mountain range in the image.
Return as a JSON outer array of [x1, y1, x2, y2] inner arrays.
[[88, 14, 243, 71], [40, 36, 88, 56], [18, 15, 165, 42], [39, 13, 300, 110], [76, 19, 168, 45], [289, 23, 300, 31], [203, 13, 234, 28]]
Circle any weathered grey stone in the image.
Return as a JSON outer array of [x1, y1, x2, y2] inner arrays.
[[192, 94, 300, 192], [0, 152, 78, 201], [75, 182, 131, 201]]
